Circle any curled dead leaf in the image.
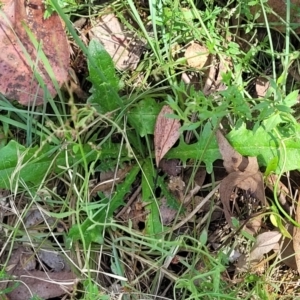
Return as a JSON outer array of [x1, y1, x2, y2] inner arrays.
[[216, 129, 248, 173], [154, 105, 181, 166], [0, 0, 69, 105], [216, 130, 265, 227]]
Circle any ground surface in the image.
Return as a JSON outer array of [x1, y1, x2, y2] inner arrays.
[[1, 1, 300, 299]]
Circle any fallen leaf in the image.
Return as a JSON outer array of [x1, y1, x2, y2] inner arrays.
[[250, 0, 300, 33], [216, 130, 265, 227], [7, 269, 76, 299], [154, 105, 181, 166], [216, 129, 248, 173], [2, 247, 76, 300], [185, 42, 210, 70], [255, 76, 270, 98], [89, 13, 146, 71], [236, 231, 282, 273], [250, 231, 282, 262], [0, 0, 69, 105]]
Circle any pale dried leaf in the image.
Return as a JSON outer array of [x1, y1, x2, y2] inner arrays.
[[255, 77, 270, 98], [154, 105, 181, 166], [185, 42, 210, 69], [216, 130, 248, 173], [236, 231, 281, 274], [250, 231, 282, 262], [0, 0, 69, 105], [89, 13, 145, 71]]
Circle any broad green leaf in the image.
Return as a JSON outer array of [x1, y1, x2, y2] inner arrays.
[[166, 123, 300, 174], [128, 98, 163, 137], [0, 140, 98, 189], [283, 90, 299, 108], [87, 39, 123, 113], [227, 124, 300, 173]]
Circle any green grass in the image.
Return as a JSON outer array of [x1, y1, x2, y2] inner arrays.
[[1, 0, 300, 299]]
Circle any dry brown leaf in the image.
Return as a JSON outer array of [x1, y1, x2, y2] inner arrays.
[[0, 0, 69, 105], [216, 129, 248, 173], [255, 76, 270, 98], [185, 42, 210, 70], [89, 13, 145, 71], [250, 0, 300, 33], [2, 247, 76, 299], [154, 105, 181, 166], [217, 130, 265, 227]]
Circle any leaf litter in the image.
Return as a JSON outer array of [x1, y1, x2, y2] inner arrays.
[[154, 105, 181, 167], [216, 129, 265, 228], [89, 13, 146, 71], [0, 198, 75, 299], [2, 0, 300, 298], [0, 0, 69, 105]]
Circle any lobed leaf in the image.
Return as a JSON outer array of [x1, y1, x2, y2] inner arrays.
[[87, 39, 123, 114], [167, 123, 300, 173]]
